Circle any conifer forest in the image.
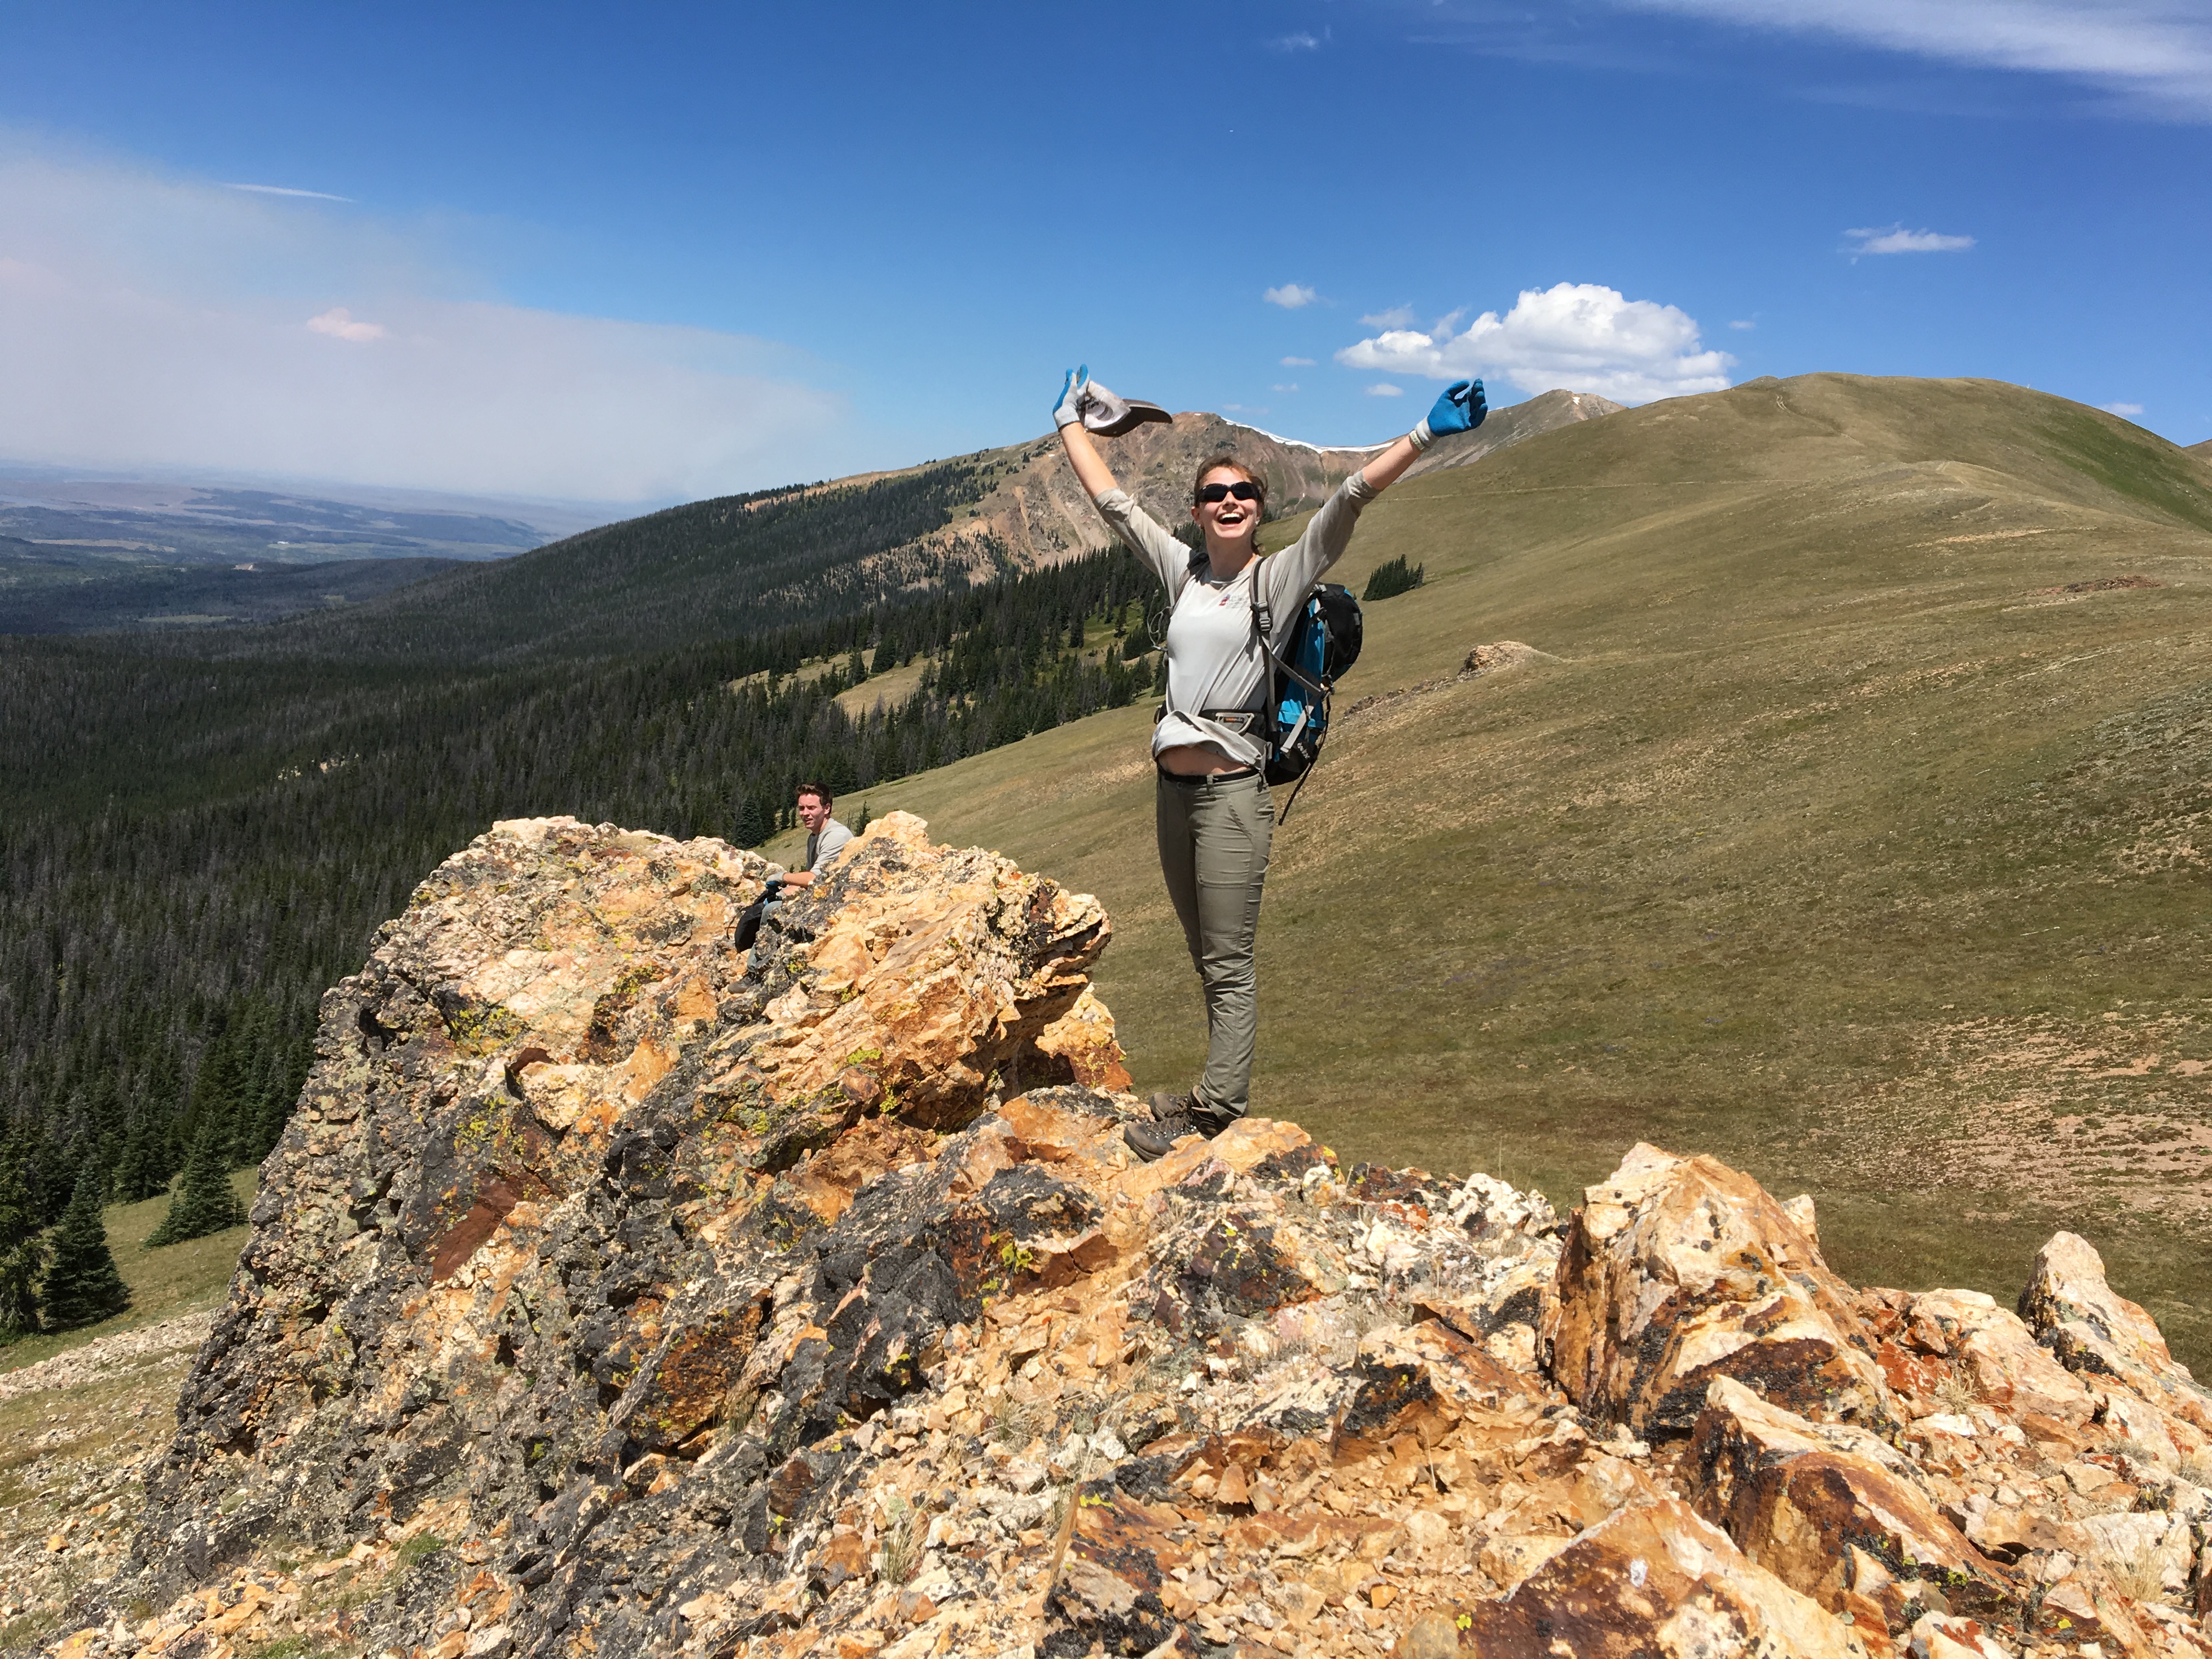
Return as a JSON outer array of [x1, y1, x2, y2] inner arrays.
[[1, 456, 1174, 1307]]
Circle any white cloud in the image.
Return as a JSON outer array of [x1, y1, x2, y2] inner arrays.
[[1845, 223, 1976, 255], [0, 146, 847, 501], [1359, 304, 1419, 327], [227, 182, 353, 201], [1272, 30, 1325, 50], [1365, 382, 1405, 397], [1263, 283, 1318, 309], [1272, 382, 1301, 393], [1610, 0, 2212, 119], [1336, 281, 1735, 404], [1729, 318, 1757, 330], [2103, 400, 2145, 415], [1280, 355, 1315, 366], [306, 307, 387, 343]]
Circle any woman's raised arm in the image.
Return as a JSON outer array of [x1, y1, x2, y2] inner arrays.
[[1052, 366, 1119, 498], [1358, 380, 1487, 495]]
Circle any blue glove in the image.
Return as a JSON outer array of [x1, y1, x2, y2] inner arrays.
[[1426, 379, 1486, 437], [1053, 364, 1090, 430]]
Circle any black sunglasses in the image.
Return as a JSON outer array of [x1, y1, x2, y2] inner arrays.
[[1195, 481, 1262, 504]]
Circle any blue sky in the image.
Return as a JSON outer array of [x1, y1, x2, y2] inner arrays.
[[1, 1, 2206, 503]]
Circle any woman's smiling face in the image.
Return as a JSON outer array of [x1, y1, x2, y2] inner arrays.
[[1190, 464, 1263, 549]]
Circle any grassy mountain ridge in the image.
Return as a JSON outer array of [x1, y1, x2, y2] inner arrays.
[[770, 372, 2212, 1367]]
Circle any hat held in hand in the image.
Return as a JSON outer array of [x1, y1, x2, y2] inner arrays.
[[1081, 380, 1173, 437]]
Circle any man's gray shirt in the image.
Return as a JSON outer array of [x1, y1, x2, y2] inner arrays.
[[805, 818, 854, 878]]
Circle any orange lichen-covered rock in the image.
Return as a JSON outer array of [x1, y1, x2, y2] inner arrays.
[[63, 817, 2212, 1659], [1545, 1143, 1894, 1435], [1460, 1497, 1878, 1658], [1687, 1377, 2018, 1637], [2021, 1231, 2212, 1435]]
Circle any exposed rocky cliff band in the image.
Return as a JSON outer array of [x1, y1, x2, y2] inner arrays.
[[37, 815, 2212, 1658]]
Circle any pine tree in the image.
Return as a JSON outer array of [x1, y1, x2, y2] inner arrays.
[[731, 794, 770, 849], [114, 1105, 173, 1204], [38, 1163, 131, 1331], [0, 1143, 46, 1336], [246, 1030, 307, 1163], [144, 1121, 248, 1248], [189, 1015, 255, 1167]]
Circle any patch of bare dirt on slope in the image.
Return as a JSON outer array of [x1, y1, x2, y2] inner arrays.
[[1845, 1010, 2212, 1228]]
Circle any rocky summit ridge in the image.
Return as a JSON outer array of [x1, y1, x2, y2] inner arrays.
[[41, 815, 2212, 1659]]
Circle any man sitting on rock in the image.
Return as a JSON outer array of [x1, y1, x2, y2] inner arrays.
[[733, 781, 854, 955]]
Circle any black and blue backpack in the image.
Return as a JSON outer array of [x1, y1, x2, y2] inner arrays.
[[1253, 579, 1362, 816]]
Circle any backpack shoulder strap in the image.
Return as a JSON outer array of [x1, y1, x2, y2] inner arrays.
[[1248, 554, 1278, 649]]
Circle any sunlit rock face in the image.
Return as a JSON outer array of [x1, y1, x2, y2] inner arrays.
[[65, 814, 2212, 1659]]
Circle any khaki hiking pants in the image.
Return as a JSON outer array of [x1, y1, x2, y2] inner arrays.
[[1155, 769, 1275, 1118]]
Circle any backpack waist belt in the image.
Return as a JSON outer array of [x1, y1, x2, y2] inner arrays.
[[1199, 708, 1260, 734]]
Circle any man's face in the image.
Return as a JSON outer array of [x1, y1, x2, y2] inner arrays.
[[796, 793, 830, 833]]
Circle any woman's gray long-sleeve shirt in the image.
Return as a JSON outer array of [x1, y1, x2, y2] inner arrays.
[[1093, 470, 1376, 768]]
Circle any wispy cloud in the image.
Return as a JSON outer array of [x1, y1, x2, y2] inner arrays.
[[226, 182, 353, 201], [1364, 382, 1405, 397], [1729, 319, 1757, 330], [2103, 400, 2145, 415], [1359, 304, 1419, 328], [1263, 283, 1319, 309], [1271, 28, 1328, 50], [1337, 281, 1734, 404], [1280, 355, 1316, 366], [0, 147, 846, 501], [1844, 223, 1976, 256], [1273, 382, 1301, 393], [1609, 0, 2212, 120], [306, 307, 386, 342]]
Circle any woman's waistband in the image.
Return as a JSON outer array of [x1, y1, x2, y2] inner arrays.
[[1157, 764, 1260, 788]]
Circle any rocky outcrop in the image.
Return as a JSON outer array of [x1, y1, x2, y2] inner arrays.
[[1547, 1143, 1894, 1436], [38, 816, 2212, 1658], [2020, 1233, 2212, 1437], [1687, 1377, 2018, 1633]]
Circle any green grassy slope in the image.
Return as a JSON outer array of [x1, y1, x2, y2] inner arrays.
[[778, 374, 2212, 1368]]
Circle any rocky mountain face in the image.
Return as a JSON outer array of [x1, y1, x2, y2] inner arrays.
[[46, 814, 2212, 1659]]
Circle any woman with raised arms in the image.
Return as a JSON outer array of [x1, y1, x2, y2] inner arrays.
[[1052, 368, 1486, 1160]]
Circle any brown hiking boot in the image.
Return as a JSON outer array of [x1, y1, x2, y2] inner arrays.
[[1124, 1094, 1234, 1162]]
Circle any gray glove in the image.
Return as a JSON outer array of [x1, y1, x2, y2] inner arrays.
[[1053, 365, 1091, 430]]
